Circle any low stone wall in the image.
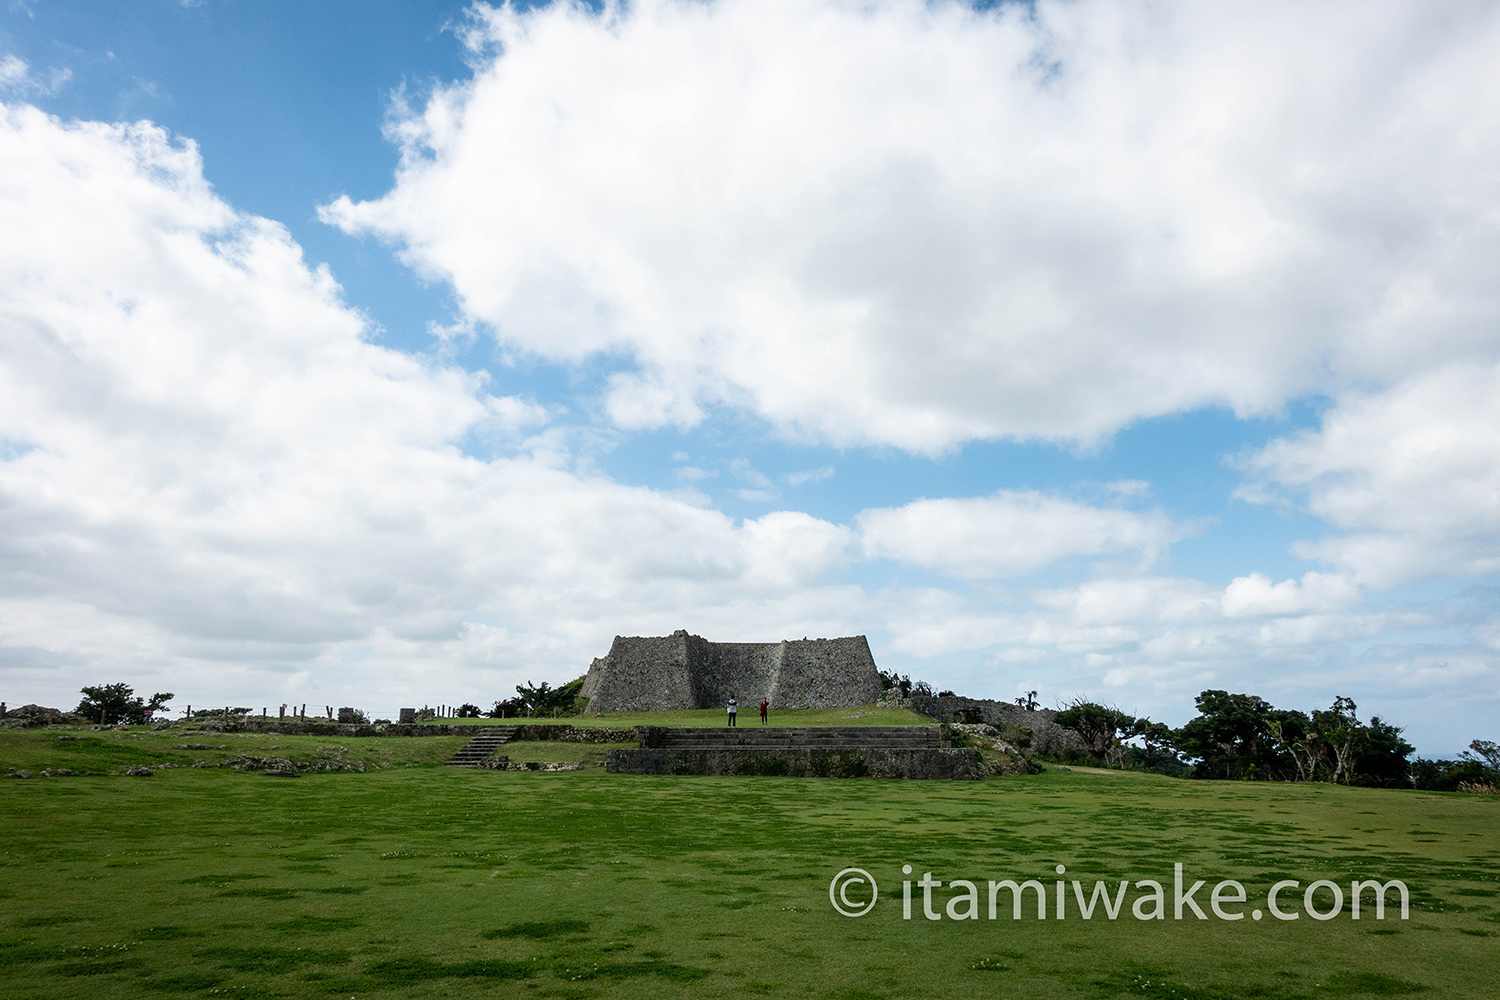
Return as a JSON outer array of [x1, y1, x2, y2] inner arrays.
[[605, 746, 982, 780], [171, 721, 478, 737], [898, 695, 1087, 758], [504, 724, 637, 743]]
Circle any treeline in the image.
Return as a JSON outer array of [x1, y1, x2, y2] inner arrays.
[[483, 678, 586, 718], [1051, 690, 1498, 791], [371, 677, 589, 720]]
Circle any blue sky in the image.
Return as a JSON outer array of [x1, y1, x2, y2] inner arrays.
[[2, 0, 1498, 753]]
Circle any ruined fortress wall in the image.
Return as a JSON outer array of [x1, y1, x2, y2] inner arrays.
[[584, 630, 884, 712], [691, 641, 778, 707], [583, 632, 697, 711], [772, 636, 883, 709]]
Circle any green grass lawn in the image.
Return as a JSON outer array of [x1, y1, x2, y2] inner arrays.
[[2, 727, 1497, 1000]]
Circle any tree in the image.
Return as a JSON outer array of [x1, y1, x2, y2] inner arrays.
[[1266, 709, 1317, 782], [455, 703, 482, 718], [1015, 690, 1039, 711], [76, 683, 173, 726], [511, 678, 586, 717], [1352, 716, 1414, 787], [1173, 690, 1289, 780], [487, 698, 525, 718], [1053, 700, 1137, 763], [1461, 739, 1500, 772], [1309, 696, 1364, 784], [878, 671, 934, 698], [1125, 719, 1180, 772]]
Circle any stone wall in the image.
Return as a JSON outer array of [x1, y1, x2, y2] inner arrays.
[[898, 694, 1088, 758], [605, 746, 982, 779], [583, 629, 884, 712], [171, 720, 479, 737]]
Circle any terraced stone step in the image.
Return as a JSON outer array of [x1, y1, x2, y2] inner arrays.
[[444, 726, 521, 766], [645, 726, 943, 749]]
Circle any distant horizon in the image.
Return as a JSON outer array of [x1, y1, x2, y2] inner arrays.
[[2, 1, 1497, 758]]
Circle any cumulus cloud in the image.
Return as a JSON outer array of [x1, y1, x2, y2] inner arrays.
[[876, 571, 1475, 743], [0, 101, 864, 708], [1221, 571, 1362, 618], [1243, 364, 1500, 588], [857, 490, 1183, 578], [324, 0, 1500, 453]]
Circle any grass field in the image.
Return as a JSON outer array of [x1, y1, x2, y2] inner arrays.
[[2, 722, 1498, 999]]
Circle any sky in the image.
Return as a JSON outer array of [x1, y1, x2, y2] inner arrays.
[[1, 0, 1497, 753]]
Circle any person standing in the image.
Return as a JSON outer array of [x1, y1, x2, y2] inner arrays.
[[759, 698, 769, 725], [727, 697, 738, 727]]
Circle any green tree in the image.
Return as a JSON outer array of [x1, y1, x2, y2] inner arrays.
[[513, 677, 585, 717], [1173, 690, 1290, 780], [1351, 716, 1414, 787], [76, 683, 173, 725], [1460, 739, 1500, 772], [1053, 700, 1138, 763], [1126, 719, 1180, 772]]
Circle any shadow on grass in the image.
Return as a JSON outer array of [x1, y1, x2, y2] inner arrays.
[[482, 917, 590, 939], [365, 955, 537, 984]]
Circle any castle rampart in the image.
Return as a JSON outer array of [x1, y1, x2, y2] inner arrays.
[[581, 630, 884, 712]]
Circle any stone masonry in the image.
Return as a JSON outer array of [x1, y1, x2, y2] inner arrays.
[[581, 630, 884, 712]]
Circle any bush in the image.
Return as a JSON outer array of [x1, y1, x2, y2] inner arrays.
[[1410, 757, 1493, 791]]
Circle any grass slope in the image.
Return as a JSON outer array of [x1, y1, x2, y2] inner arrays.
[[1, 733, 1497, 999]]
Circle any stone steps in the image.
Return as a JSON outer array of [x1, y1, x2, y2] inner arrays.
[[646, 726, 942, 749], [444, 726, 521, 766]]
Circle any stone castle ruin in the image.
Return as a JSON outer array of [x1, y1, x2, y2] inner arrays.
[[581, 630, 884, 712]]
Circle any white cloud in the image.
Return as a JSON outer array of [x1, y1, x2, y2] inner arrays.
[[3, 86, 1492, 750], [0, 55, 27, 87], [0, 54, 71, 95], [0, 101, 864, 710], [1035, 577, 1220, 627], [857, 490, 1183, 579], [324, 0, 1500, 453], [1221, 571, 1361, 618], [787, 465, 834, 487], [1244, 363, 1500, 588]]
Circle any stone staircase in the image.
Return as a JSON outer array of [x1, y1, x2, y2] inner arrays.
[[444, 726, 520, 767], [645, 726, 942, 749]]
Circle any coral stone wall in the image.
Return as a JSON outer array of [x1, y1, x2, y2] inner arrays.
[[584, 630, 884, 712], [584, 632, 696, 711]]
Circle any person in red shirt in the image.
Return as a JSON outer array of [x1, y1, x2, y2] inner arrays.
[[759, 698, 769, 725]]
